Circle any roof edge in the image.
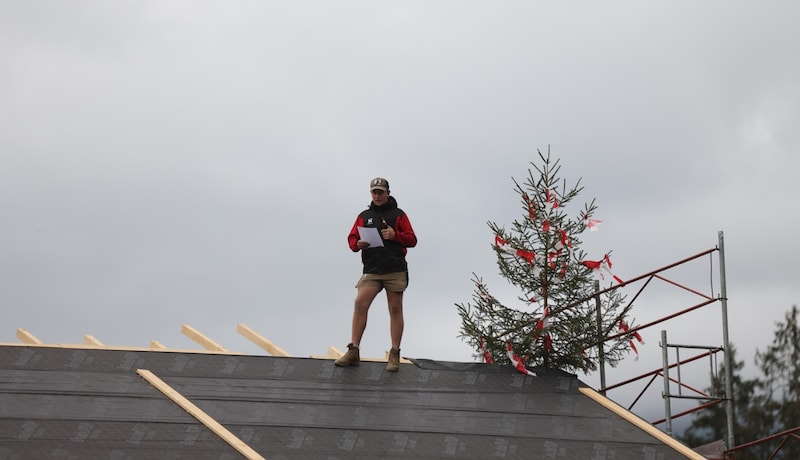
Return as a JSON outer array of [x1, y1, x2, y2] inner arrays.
[[0, 342, 246, 355]]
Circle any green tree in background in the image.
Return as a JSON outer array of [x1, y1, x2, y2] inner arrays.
[[456, 149, 635, 374], [681, 346, 772, 460], [682, 306, 800, 458], [753, 304, 800, 458]]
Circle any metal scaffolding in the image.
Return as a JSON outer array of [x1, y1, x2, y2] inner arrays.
[[594, 231, 735, 451]]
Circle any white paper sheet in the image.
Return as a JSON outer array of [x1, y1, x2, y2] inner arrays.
[[357, 226, 384, 248]]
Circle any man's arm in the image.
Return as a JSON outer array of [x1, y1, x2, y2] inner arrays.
[[393, 213, 417, 248], [347, 217, 364, 251]]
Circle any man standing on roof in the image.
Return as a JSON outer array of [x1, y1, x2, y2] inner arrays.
[[335, 177, 418, 372]]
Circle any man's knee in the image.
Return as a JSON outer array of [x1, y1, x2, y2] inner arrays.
[[354, 287, 381, 310], [386, 293, 403, 314]]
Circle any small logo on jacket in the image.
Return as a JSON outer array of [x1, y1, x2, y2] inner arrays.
[[367, 218, 374, 225]]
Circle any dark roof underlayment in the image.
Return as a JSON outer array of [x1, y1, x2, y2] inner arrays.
[[0, 345, 702, 459]]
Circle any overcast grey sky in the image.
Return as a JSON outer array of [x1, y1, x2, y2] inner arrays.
[[2, 1, 798, 423]]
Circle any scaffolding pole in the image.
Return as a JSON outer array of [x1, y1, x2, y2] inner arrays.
[[718, 231, 735, 450], [595, 280, 607, 394], [661, 330, 673, 436]]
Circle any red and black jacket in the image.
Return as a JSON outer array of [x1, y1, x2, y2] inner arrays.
[[348, 196, 417, 274]]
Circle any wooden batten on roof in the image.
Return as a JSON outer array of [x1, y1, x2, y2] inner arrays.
[[181, 323, 229, 352], [83, 335, 104, 346], [16, 327, 43, 345], [5, 325, 247, 355], [137, 369, 265, 460], [5, 324, 408, 363], [236, 322, 290, 356]]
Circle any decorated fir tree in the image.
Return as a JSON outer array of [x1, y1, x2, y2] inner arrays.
[[456, 149, 640, 374]]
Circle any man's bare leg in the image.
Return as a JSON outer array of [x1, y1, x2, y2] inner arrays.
[[351, 286, 382, 346], [386, 290, 404, 350]]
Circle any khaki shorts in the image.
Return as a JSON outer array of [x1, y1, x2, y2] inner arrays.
[[356, 271, 409, 292]]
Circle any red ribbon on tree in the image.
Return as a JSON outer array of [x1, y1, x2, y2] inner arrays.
[[582, 254, 625, 285], [495, 235, 538, 267], [584, 214, 602, 231], [505, 342, 537, 377], [534, 305, 554, 351], [479, 336, 494, 364], [619, 319, 644, 360], [546, 189, 559, 210]]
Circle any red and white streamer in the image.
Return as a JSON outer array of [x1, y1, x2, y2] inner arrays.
[[546, 189, 559, 210], [495, 236, 540, 273], [582, 254, 625, 286], [535, 305, 550, 331], [534, 306, 553, 351], [619, 319, 644, 360], [506, 342, 537, 377], [479, 336, 495, 364], [585, 215, 602, 231]]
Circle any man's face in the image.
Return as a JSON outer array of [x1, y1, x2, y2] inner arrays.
[[371, 188, 389, 206]]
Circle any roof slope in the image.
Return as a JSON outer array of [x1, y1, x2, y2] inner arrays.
[[0, 345, 697, 459]]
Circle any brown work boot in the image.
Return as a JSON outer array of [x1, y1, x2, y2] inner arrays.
[[334, 343, 360, 367], [386, 347, 401, 372]]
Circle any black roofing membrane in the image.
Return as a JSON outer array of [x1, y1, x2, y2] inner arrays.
[[0, 346, 691, 459]]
